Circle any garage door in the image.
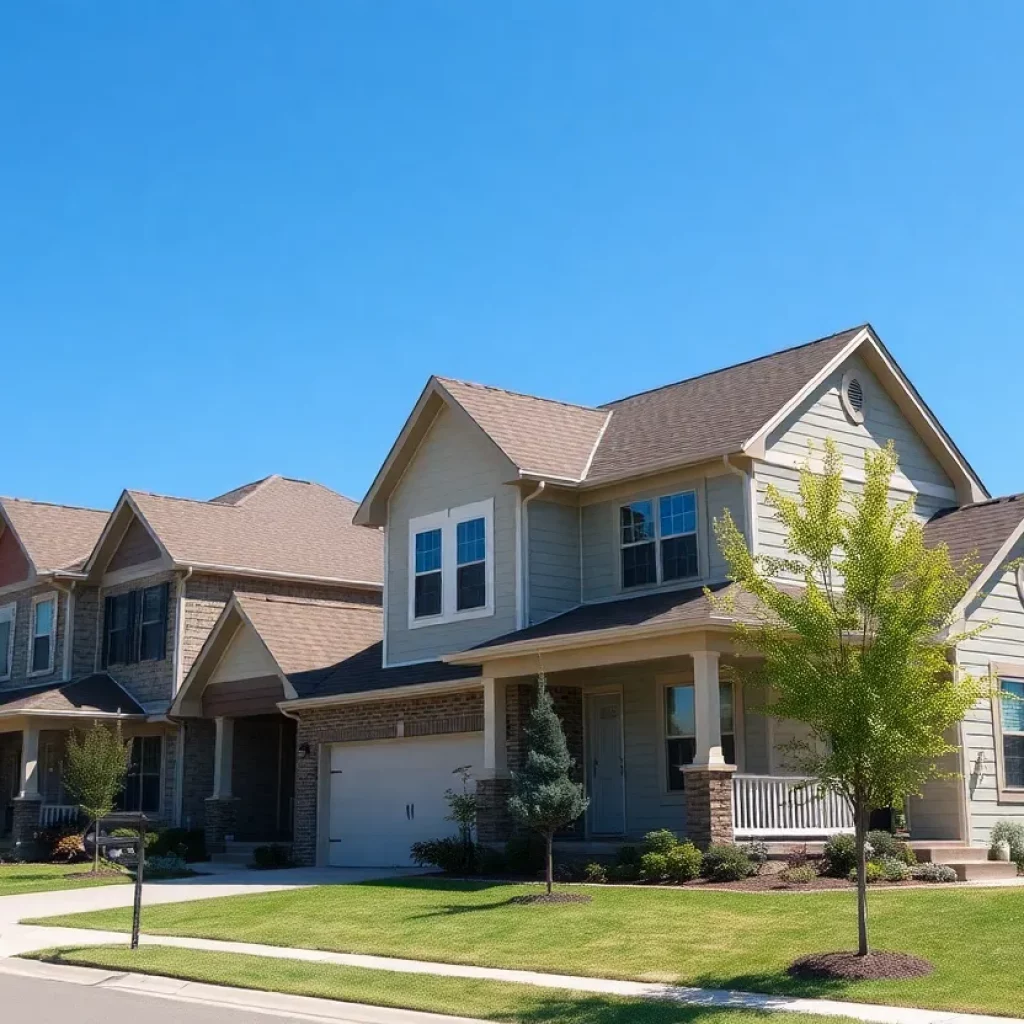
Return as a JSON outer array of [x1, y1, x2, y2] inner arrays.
[[328, 732, 484, 867]]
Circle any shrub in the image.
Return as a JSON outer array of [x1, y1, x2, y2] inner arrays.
[[913, 862, 958, 883], [553, 860, 587, 883], [411, 837, 478, 874], [51, 832, 86, 863], [250, 844, 294, 870], [504, 833, 546, 875], [742, 841, 770, 875], [151, 828, 207, 862], [476, 846, 506, 876], [990, 820, 1024, 868], [782, 865, 817, 885], [665, 842, 703, 883], [849, 861, 884, 884], [786, 844, 809, 870], [583, 862, 608, 883], [639, 852, 668, 882], [875, 855, 912, 882], [642, 830, 678, 856], [701, 843, 755, 882], [615, 844, 640, 867], [865, 830, 901, 859], [606, 862, 639, 882], [145, 853, 190, 879], [822, 833, 858, 877], [110, 828, 158, 851]]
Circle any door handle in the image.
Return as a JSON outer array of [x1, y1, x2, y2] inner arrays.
[[405, 804, 410, 820], [411, 803, 415, 820]]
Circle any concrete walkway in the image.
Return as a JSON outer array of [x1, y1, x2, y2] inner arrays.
[[3, 870, 1022, 1024]]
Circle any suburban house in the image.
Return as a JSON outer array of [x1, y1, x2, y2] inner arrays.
[[0, 476, 382, 857], [265, 323, 1024, 874]]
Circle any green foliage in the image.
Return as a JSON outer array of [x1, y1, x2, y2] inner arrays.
[[782, 865, 817, 884], [507, 673, 589, 893], [250, 845, 294, 870], [503, 833, 546, 875], [582, 862, 607, 883], [614, 845, 640, 867], [851, 861, 885, 884], [786, 844, 810, 869], [606, 862, 639, 882], [865, 830, 899, 858], [821, 833, 858, 877], [700, 843, 755, 882], [875, 855, 912, 882], [109, 828, 158, 851], [145, 853, 192, 879], [642, 830, 679, 856], [990, 820, 1024, 868], [714, 439, 986, 953], [742, 841, 770, 874], [639, 852, 668, 881], [913, 862, 958, 883], [410, 837, 482, 874], [52, 832, 86, 863], [476, 846, 506, 876], [151, 828, 207, 862], [665, 842, 703, 883]]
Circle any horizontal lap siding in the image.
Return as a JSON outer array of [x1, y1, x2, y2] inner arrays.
[[387, 406, 518, 663], [528, 500, 579, 624]]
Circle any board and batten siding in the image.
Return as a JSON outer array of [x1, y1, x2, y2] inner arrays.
[[527, 499, 580, 625], [956, 536, 1024, 845], [580, 471, 746, 603], [386, 404, 518, 664]]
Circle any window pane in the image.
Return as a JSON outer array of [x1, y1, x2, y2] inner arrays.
[[140, 623, 161, 661], [32, 634, 51, 672], [113, 594, 131, 629], [142, 736, 162, 774], [414, 529, 442, 574], [665, 685, 695, 738], [661, 534, 698, 581], [0, 621, 9, 675], [35, 598, 54, 637], [1005, 735, 1024, 788], [1001, 680, 1024, 733], [622, 541, 657, 588], [720, 682, 734, 734], [414, 571, 442, 618], [456, 518, 485, 565], [457, 561, 486, 611], [659, 492, 696, 537], [667, 737, 695, 791], [142, 586, 162, 623], [141, 774, 161, 813], [722, 733, 736, 766], [620, 501, 655, 545]]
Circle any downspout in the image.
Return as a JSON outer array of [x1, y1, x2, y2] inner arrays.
[[722, 455, 756, 554], [171, 566, 193, 828], [51, 579, 76, 682], [520, 480, 547, 628]]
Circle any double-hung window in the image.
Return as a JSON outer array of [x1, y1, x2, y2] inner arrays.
[[664, 681, 735, 791], [115, 736, 162, 814], [30, 594, 56, 675], [103, 583, 169, 667], [0, 603, 14, 681], [620, 490, 698, 589], [1000, 678, 1024, 789], [409, 499, 493, 626]]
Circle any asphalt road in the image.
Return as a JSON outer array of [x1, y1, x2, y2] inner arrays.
[[1, 973, 285, 1022]]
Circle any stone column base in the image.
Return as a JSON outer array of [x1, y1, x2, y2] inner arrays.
[[204, 797, 240, 855], [682, 764, 736, 848], [12, 797, 42, 861], [476, 778, 514, 845]]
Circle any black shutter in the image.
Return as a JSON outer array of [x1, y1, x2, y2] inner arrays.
[[128, 589, 140, 664], [157, 582, 170, 661], [101, 595, 112, 668]]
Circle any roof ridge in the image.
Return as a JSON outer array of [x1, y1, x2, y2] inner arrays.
[[942, 492, 1024, 513], [129, 488, 240, 508], [209, 475, 279, 505], [240, 592, 381, 610], [0, 496, 109, 515], [436, 376, 603, 415], [599, 324, 869, 408]]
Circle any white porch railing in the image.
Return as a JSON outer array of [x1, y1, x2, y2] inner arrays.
[[39, 804, 79, 828], [732, 774, 854, 838]]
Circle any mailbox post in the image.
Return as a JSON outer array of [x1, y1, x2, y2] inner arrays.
[[94, 813, 148, 950]]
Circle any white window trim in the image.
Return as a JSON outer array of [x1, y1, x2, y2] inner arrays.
[[0, 602, 15, 682], [618, 488, 700, 591], [408, 498, 495, 629], [29, 591, 57, 677], [993, 668, 1024, 803]]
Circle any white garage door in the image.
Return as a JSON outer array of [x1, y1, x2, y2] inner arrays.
[[328, 732, 484, 867]]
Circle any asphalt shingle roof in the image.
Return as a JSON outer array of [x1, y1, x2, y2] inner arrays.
[[0, 498, 109, 573], [0, 674, 145, 716], [923, 494, 1024, 571]]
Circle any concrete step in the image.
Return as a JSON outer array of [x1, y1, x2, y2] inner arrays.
[[211, 840, 291, 865], [946, 860, 1019, 882], [913, 845, 992, 864]]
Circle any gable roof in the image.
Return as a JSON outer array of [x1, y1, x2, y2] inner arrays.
[[0, 497, 109, 574], [90, 476, 383, 587], [0, 673, 146, 718], [924, 494, 1024, 571]]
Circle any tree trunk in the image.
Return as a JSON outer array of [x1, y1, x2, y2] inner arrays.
[[93, 817, 100, 874], [546, 832, 553, 895], [854, 799, 869, 956]]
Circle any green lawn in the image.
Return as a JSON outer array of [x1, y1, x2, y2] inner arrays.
[[26, 945, 863, 1024], [0, 863, 129, 897], [25, 878, 1024, 1016]]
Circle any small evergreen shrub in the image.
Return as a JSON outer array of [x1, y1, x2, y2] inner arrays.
[[876, 855, 912, 882], [151, 828, 207, 862], [411, 837, 477, 874], [110, 827, 158, 852], [665, 842, 703, 883], [781, 865, 817, 884], [643, 830, 678, 856], [145, 853, 190, 879], [583, 862, 608, 883], [250, 844, 294, 870], [821, 833, 858, 877], [742, 841, 770, 874], [607, 862, 639, 882], [913, 862, 958, 883], [990, 820, 1024, 868], [865, 830, 901, 859], [639, 852, 668, 882], [504, 833, 546, 875], [615, 844, 640, 867], [553, 860, 588, 883], [700, 843, 755, 882]]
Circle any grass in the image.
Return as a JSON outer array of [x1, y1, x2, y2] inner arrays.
[[25, 945, 865, 1024], [24, 877, 1024, 1016], [0, 862, 129, 896]]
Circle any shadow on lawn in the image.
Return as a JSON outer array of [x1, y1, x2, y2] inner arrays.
[[358, 876, 520, 894]]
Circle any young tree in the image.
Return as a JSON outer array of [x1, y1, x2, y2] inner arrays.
[[508, 674, 589, 894], [714, 439, 985, 956], [63, 722, 132, 873]]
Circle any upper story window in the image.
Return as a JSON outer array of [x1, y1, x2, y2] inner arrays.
[[30, 593, 57, 676], [620, 490, 698, 589], [0, 603, 15, 681], [408, 499, 494, 628], [103, 583, 169, 667], [1000, 678, 1024, 788]]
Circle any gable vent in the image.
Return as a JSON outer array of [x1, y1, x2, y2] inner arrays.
[[840, 370, 866, 424], [847, 377, 864, 412]]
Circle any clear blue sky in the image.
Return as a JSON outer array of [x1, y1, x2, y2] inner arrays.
[[3, 3, 1022, 510]]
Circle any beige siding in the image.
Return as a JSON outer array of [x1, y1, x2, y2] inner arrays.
[[528, 500, 579, 625], [208, 626, 279, 685], [386, 405, 518, 663]]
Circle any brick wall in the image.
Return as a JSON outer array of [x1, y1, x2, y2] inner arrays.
[[180, 718, 215, 830], [0, 582, 70, 690], [72, 585, 100, 677], [291, 688, 484, 865]]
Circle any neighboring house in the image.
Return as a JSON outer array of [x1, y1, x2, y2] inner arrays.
[[0, 476, 383, 856], [267, 323, 1023, 873]]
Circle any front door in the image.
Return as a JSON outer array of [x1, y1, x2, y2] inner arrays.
[[587, 692, 625, 835]]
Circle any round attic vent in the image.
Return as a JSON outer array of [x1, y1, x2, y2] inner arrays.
[[841, 370, 866, 424]]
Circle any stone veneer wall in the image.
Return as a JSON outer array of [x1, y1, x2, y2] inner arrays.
[[682, 766, 735, 848]]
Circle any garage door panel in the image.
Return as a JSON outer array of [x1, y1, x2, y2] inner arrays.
[[328, 733, 483, 868]]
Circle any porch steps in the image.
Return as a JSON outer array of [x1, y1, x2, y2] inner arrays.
[[211, 841, 292, 866], [911, 844, 1019, 882]]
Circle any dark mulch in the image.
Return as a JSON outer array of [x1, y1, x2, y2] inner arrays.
[[691, 875, 936, 892], [508, 893, 592, 905], [65, 869, 125, 880], [789, 951, 934, 981]]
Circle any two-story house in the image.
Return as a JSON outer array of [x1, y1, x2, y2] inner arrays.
[[1, 475, 383, 858], [228, 324, 1024, 878]]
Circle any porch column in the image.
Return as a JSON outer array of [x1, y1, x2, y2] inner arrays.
[[477, 678, 514, 845], [682, 651, 736, 848], [13, 723, 43, 857], [18, 723, 41, 799], [205, 716, 238, 854]]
